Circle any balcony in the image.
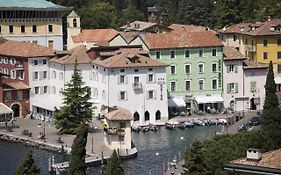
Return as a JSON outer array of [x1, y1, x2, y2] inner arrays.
[[104, 127, 125, 135], [132, 82, 142, 90], [14, 64, 24, 70], [245, 45, 256, 52]]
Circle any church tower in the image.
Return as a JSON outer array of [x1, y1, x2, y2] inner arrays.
[[67, 10, 81, 50]]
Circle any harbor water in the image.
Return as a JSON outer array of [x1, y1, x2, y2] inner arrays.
[[0, 125, 221, 175]]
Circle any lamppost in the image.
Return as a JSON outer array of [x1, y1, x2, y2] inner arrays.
[[91, 121, 94, 154]]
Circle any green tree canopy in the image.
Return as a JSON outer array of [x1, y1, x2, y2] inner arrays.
[[15, 151, 40, 175], [69, 124, 89, 175], [102, 150, 124, 175], [54, 61, 92, 134], [78, 2, 119, 29], [120, 0, 145, 25], [261, 61, 281, 149]]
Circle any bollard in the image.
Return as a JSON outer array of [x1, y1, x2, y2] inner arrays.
[[48, 157, 52, 172], [52, 155, 55, 165]]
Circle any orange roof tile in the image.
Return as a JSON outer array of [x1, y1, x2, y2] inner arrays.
[[72, 29, 119, 44], [92, 49, 167, 68], [0, 40, 54, 57], [50, 45, 91, 64], [169, 24, 216, 33], [142, 31, 223, 49], [119, 31, 140, 43], [243, 60, 268, 69], [103, 106, 133, 121], [223, 46, 246, 60]]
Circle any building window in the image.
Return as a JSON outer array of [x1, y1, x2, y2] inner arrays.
[[263, 52, 268, 60], [18, 71, 24, 80], [10, 70, 16, 79], [212, 48, 217, 56], [4, 91, 11, 101], [120, 69, 125, 73], [278, 64, 281, 74], [198, 63, 204, 73], [199, 49, 203, 57], [102, 90, 106, 100], [170, 81, 176, 92], [32, 25, 37, 33], [48, 25, 53, 32], [134, 76, 139, 83], [199, 80, 204, 91], [17, 91, 23, 100], [35, 86, 40, 94], [4, 57, 8, 64], [156, 51, 160, 59], [20, 25, 25, 33], [263, 39, 268, 47], [43, 71, 48, 79], [212, 63, 217, 72], [186, 81, 191, 91], [278, 52, 281, 59], [148, 90, 154, 99], [73, 18, 77, 27], [212, 79, 217, 90], [245, 38, 248, 45], [148, 74, 154, 83], [119, 75, 125, 84], [33, 60, 38, 65], [42, 59, 47, 64], [119, 91, 127, 100], [227, 64, 236, 73], [250, 81, 256, 92], [48, 40, 54, 49], [170, 50, 175, 59], [171, 65, 176, 75], [59, 72, 63, 80], [134, 69, 138, 72], [10, 58, 16, 65], [52, 86, 56, 94], [43, 86, 48, 93], [0, 26, 1, 33], [227, 83, 238, 93], [9, 25, 13, 33], [34, 72, 39, 80], [233, 34, 237, 41], [278, 39, 281, 46], [148, 68, 153, 71], [185, 49, 190, 58], [185, 64, 190, 74]]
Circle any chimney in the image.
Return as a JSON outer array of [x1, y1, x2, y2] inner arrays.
[[247, 148, 262, 161]]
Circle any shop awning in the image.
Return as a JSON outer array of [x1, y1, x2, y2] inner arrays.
[[0, 103, 13, 115], [168, 97, 186, 107], [33, 97, 62, 111], [195, 96, 224, 104], [275, 77, 281, 84]]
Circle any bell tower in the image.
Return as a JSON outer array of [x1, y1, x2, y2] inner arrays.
[[67, 10, 81, 50]]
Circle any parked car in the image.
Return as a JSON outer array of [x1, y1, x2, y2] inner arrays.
[[249, 116, 261, 126]]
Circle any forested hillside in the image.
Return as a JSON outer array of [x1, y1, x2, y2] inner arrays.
[[50, 0, 281, 29]]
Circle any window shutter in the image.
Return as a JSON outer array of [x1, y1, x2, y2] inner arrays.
[[126, 92, 128, 100], [235, 65, 238, 73], [227, 83, 230, 93], [32, 72, 35, 80], [125, 76, 128, 84], [153, 74, 156, 83], [154, 91, 157, 99], [227, 65, 230, 73], [147, 91, 149, 99], [235, 83, 238, 93], [48, 86, 50, 94], [39, 71, 43, 80], [118, 92, 120, 101], [40, 86, 44, 94], [118, 75, 120, 84], [89, 71, 92, 80]]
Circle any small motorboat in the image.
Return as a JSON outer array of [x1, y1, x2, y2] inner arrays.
[[142, 126, 150, 132], [177, 122, 186, 129], [184, 121, 194, 128], [131, 126, 141, 133], [165, 121, 178, 130], [193, 119, 205, 126]]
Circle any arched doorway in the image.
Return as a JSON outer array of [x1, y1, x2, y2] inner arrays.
[[11, 103, 20, 117], [145, 111, 150, 121], [230, 100, 235, 111], [155, 110, 161, 120], [133, 112, 140, 121], [250, 98, 257, 110]]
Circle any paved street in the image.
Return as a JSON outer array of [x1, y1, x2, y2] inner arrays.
[[0, 118, 112, 159]]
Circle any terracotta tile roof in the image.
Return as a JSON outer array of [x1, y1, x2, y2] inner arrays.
[[219, 18, 281, 36], [92, 48, 167, 68], [169, 24, 216, 33], [243, 60, 268, 69], [119, 31, 140, 43], [71, 29, 119, 45], [103, 106, 132, 121], [50, 45, 92, 64], [223, 46, 246, 60], [120, 21, 158, 32], [0, 40, 54, 58], [229, 148, 281, 170], [4, 82, 29, 90], [142, 31, 223, 49]]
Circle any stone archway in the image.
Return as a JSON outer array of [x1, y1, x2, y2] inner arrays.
[[155, 110, 161, 120], [133, 112, 140, 121], [11, 103, 21, 118]]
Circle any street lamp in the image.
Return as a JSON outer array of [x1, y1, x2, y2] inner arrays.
[[91, 121, 94, 154]]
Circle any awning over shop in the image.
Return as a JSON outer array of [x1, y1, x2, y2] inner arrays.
[[0, 103, 13, 115], [33, 98, 62, 111], [195, 96, 224, 104], [168, 97, 186, 107], [4, 82, 29, 90], [275, 77, 281, 84]]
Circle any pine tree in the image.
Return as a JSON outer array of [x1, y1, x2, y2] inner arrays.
[[121, 0, 145, 25], [184, 141, 209, 175], [69, 124, 89, 175], [261, 61, 281, 149], [102, 150, 124, 175], [54, 61, 92, 134], [15, 151, 40, 175]]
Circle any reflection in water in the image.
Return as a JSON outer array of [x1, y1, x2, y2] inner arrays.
[[0, 126, 220, 175]]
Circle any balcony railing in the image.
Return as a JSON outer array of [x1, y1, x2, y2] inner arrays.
[[15, 64, 24, 70], [104, 127, 125, 135], [132, 82, 142, 90], [245, 45, 256, 52]]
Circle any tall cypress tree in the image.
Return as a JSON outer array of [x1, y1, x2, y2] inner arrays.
[[102, 150, 124, 175], [184, 141, 209, 175], [261, 61, 281, 149], [69, 124, 89, 175], [15, 151, 40, 175], [54, 61, 92, 134]]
